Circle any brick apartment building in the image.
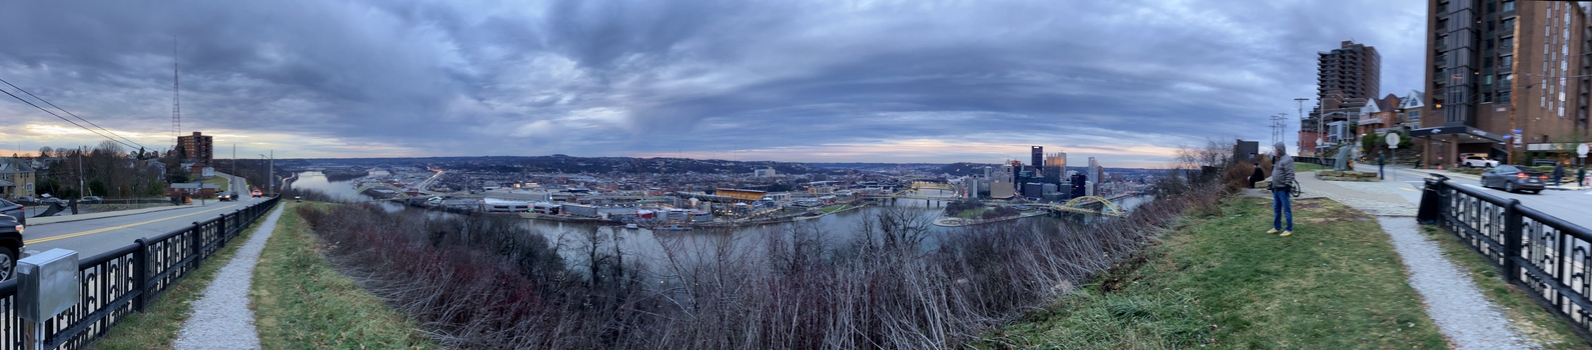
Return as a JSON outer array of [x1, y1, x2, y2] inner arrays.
[[177, 131, 213, 167], [1416, 0, 1591, 167]]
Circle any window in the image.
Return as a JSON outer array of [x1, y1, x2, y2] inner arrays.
[[1499, 91, 1512, 103], [1409, 110, 1421, 120], [1500, 37, 1513, 49], [1503, 0, 1515, 12], [1501, 55, 1513, 68]]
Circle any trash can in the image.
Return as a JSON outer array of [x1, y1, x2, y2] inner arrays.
[[1416, 174, 1447, 224]]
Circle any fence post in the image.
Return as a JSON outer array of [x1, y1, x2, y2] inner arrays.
[[1503, 199, 1524, 285], [189, 222, 202, 265], [132, 238, 149, 312]]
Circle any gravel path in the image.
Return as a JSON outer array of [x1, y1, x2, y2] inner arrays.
[[173, 205, 285, 350], [1375, 217, 1532, 349]]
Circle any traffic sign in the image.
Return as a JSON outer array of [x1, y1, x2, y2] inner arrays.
[[1386, 133, 1401, 150], [1578, 143, 1589, 157]]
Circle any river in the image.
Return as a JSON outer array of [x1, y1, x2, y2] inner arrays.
[[288, 171, 1154, 272]]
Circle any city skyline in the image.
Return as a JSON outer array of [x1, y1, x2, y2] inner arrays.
[[0, 0, 1426, 167]]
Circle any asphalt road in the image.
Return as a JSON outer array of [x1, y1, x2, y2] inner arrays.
[[1382, 166, 1592, 229], [24, 196, 267, 258]]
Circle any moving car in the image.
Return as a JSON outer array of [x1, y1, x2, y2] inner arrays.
[[1480, 165, 1548, 194], [1461, 155, 1499, 168], [0, 199, 23, 226], [0, 213, 21, 281], [217, 191, 238, 201], [80, 196, 103, 203], [251, 189, 262, 197]]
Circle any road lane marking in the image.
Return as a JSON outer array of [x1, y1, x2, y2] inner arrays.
[[25, 205, 238, 245], [1400, 187, 1417, 192]]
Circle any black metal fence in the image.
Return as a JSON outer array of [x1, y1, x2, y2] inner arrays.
[[0, 196, 280, 349], [1421, 176, 1592, 343]]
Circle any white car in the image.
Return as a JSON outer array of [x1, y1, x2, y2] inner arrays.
[[1461, 156, 1499, 168]]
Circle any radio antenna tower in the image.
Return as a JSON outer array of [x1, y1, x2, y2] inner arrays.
[[171, 44, 181, 142]]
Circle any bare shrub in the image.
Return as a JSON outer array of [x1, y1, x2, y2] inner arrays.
[[297, 184, 1221, 349]]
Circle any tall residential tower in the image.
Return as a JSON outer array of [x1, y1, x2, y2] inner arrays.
[[1415, 0, 1589, 166]]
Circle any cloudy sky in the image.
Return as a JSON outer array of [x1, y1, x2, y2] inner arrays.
[[0, 0, 1426, 167]]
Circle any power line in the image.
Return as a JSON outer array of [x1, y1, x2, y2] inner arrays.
[[0, 83, 142, 151], [0, 77, 146, 150]]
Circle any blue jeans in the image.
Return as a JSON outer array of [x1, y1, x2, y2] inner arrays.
[[1273, 189, 1293, 231]]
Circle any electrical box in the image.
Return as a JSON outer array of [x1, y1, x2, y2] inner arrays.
[[17, 248, 79, 322]]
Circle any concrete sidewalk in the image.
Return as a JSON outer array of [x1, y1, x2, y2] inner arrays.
[[27, 204, 195, 226]]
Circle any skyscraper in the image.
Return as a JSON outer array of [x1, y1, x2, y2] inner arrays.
[[1044, 151, 1067, 186], [1417, 0, 1587, 166], [1031, 146, 1043, 175]]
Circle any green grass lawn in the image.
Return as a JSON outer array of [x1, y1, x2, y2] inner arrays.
[[252, 203, 436, 349], [952, 207, 989, 219], [203, 176, 230, 191], [988, 197, 1447, 349], [1294, 162, 1328, 172], [1421, 225, 1587, 348], [92, 202, 279, 350]]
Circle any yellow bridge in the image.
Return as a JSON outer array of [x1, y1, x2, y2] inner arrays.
[[1036, 196, 1125, 217]]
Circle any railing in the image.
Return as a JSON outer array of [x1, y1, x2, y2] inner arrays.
[[1420, 177, 1592, 343], [1294, 156, 1337, 169], [0, 196, 280, 349]]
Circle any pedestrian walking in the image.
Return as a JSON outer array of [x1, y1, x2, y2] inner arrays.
[[1553, 161, 1565, 187], [1377, 152, 1386, 180], [1268, 142, 1295, 237], [1248, 162, 1264, 189]]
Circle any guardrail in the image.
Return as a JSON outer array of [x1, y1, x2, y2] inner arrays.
[[0, 196, 280, 349], [1419, 175, 1592, 343], [1294, 156, 1337, 168]]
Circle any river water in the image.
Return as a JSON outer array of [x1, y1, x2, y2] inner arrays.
[[289, 171, 1153, 272]]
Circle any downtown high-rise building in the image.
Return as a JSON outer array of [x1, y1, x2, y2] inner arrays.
[[1416, 0, 1589, 166]]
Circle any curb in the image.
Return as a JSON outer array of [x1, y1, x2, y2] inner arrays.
[[27, 205, 196, 227]]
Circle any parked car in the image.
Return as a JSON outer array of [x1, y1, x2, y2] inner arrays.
[[1481, 165, 1548, 194], [1462, 156, 1499, 168], [80, 196, 103, 203], [12, 196, 36, 204], [0, 213, 22, 281], [217, 191, 238, 201], [0, 200, 23, 226]]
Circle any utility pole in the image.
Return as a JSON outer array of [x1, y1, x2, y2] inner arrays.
[[1295, 98, 1310, 154], [269, 150, 274, 194], [232, 143, 237, 192], [77, 146, 85, 198]]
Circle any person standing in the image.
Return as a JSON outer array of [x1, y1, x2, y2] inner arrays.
[[1248, 162, 1265, 189], [1377, 152, 1386, 180], [1553, 161, 1565, 187], [1268, 142, 1295, 237]]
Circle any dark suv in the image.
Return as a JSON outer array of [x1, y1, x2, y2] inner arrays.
[[0, 213, 22, 281], [0, 199, 23, 226]]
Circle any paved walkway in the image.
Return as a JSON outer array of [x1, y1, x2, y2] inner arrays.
[[173, 204, 284, 350], [1260, 169, 1534, 349]]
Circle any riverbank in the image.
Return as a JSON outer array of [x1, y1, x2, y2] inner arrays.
[[987, 197, 1447, 348]]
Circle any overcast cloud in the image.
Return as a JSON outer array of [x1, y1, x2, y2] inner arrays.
[[0, 0, 1425, 167]]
